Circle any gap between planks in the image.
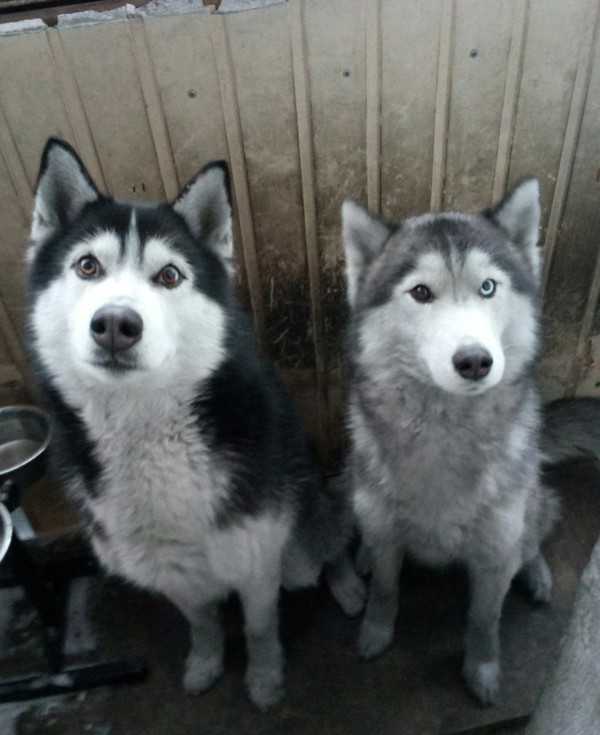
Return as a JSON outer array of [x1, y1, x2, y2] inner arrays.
[[365, 0, 381, 214], [430, 0, 455, 211], [210, 12, 266, 348], [491, 0, 529, 202], [289, 0, 328, 453], [128, 18, 180, 201], [541, 0, 600, 299], [0, 100, 32, 218], [47, 28, 107, 191]]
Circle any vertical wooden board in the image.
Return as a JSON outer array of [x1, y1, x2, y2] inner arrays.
[[142, 14, 250, 305], [57, 20, 165, 201], [444, 0, 513, 211], [1, 262, 27, 336], [0, 30, 75, 189], [0, 151, 30, 337], [142, 13, 229, 189], [507, 0, 591, 230], [301, 0, 366, 449], [304, 0, 366, 269], [380, 0, 444, 219], [539, 27, 600, 399], [303, 0, 366, 364], [225, 6, 311, 370], [576, 303, 600, 395], [574, 304, 600, 397], [0, 347, 12, 366], [586, 290, 600, 395]]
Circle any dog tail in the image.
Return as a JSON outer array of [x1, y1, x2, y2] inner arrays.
[[541, 398, 600, 466]]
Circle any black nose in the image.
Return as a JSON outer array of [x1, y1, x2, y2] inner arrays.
[[90, 306, 143, 353], [452, 346, 493, 381]]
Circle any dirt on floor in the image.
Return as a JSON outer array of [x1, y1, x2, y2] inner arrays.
[[1, 458, 599, 735]]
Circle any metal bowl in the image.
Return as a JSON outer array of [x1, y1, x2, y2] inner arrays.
[[0, 405, 51, 488], [0, 502, 12, 563]]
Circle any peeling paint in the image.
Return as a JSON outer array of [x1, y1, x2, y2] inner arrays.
[[0, 19, 45, 36], [0, 0, 286, 34], [216, 0, 286, 13]]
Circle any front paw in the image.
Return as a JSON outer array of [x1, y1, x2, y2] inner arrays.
[[463, 658, 500, 705], [358, 617, 394, 659], [245, 666, 284, 711], [517, 553, 553, 605], [183, 653, 224, 694], [327, 563, 366, 617]]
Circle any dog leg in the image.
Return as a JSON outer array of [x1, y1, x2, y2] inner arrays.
[[326, 552, 366, 617], [178, 601, 225, 694], [355, 540, 372, 576], [517, 551, 553, 603], [239, 575, 284, 711], [358, 541, 403, 658], [463, 560, 517, 704]]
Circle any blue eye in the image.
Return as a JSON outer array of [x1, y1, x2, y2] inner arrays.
[[479, 278, 496, 298]]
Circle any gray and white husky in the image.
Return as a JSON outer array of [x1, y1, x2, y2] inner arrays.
[[26, 138, 364, 710], [342, 179, 558, 704]]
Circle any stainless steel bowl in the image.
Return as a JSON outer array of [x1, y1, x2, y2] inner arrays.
[[0, 405, 51, 488], [0, 501, 12, 563]]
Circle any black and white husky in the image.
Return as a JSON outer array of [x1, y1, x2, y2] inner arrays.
[[342, 180, 558, 704], [26, 139, 364, 710]]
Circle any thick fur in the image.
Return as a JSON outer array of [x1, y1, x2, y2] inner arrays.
[[27, 138, 364, 710], [542, 397, 600, 466], [342, 180, 558, 704]]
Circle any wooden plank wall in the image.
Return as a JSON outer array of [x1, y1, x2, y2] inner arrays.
[[0, 0, 599, 462]]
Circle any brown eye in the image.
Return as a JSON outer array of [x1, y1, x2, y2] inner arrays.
[[76, 255, 101, 279], [409, 284, 433, 303], [157, 264, 183, 289]]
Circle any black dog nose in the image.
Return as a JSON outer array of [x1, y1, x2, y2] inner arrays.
[[452, 346, 493, 381], [90, 306, 143, 352]]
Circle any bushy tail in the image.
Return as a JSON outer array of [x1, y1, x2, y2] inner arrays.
[[282, 474, 354, 590], [542, 398, 600, 466]]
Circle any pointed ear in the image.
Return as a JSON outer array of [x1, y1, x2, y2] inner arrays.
[[485, 178, 541, 276], [342, 200, 391, 305], [173, 161, 233, 272], [30, 138, 100, 251]]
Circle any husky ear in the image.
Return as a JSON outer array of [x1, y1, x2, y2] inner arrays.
[[485, 178, 541, 276], [173, 161, 233, 272], [30, 138, 100, 252], [342, 200, 391, 305]]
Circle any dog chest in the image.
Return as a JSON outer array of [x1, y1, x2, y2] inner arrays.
[[352, 397, 536, 564], [80, 399, 235, 585], [89, 501, 291, 599]]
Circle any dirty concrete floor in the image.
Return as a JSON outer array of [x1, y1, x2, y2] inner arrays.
[[1, 459, 599, 735]]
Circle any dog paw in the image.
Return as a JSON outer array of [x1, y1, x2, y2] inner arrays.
[[358, 618, 394, 659], [327, 563, 366, 617], [529, 574, 552, 604], [183, 654, 224, 694], [463, 659, 499, 705], [526, 559, 553, 604], [245, 667, 284, 711]]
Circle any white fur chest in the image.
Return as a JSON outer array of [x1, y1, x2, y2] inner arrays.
[[78, 389, 234, 592]]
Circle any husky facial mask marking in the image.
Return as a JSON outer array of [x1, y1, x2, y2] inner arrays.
[[27, 138, 364, 711], [29, 140, 232, 391], [343, 180, 556, 705], [342, 180, 540, 396]]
